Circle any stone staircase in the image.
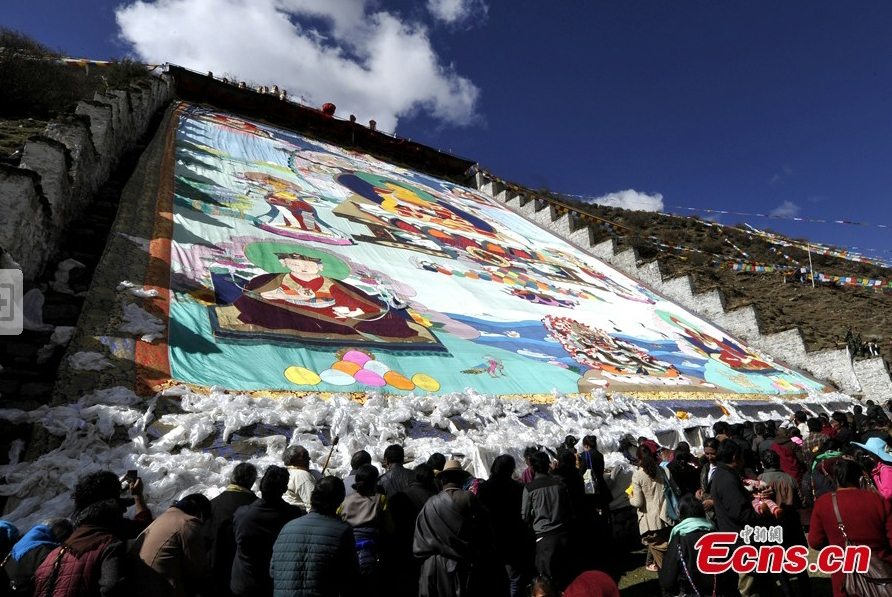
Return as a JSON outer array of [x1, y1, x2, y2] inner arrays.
[[471, 172, 892, 401]]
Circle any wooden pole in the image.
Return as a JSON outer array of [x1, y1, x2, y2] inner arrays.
[[321, 436, 339, 476]]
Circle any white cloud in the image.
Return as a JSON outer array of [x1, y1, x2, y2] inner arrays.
[[115, 0, 480, 132], [769, 200, 801, 218], [588, 189, 664, 212], [427, 0, 488, 27], [769, 164, 793, 185]]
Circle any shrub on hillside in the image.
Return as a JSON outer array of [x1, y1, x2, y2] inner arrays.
[[0, 29, 150, 119]]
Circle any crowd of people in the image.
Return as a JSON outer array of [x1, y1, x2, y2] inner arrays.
[[2, 401, 892, 596]]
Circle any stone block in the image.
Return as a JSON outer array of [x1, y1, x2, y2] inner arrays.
[[0, 165, 53, 280], [75, 100, 114, 176], [19, 136, 72, 230]]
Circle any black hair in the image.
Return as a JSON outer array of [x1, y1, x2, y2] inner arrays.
[[636, 445, 659, 479], [556, 447, 577, 470], [352, 464, 379, 497], [807, 417, 823, 432], [834, 459, 864, 488], [72, 471, 122, 512], [490, 454, 516, 478], [563, 435, 578, 451], [426, 452, 446, 471], [754, 422, 766, 436], [818, 413, 830, 423], [832, 412, 848, 427], [716, 439, 743, 465], [231, 462, 258, 490], [761, 449, 781, 471], [854, 405, 863, 414], [678, 494, 706, 521], [283, 445, 309, 467], [310, 476, 346, 515], [73, 499, 122, 529], [174, 493, 212, 522], [530, 452, 551, 475], [703, 438, 719, 451], [350, 450, 372, 471], [530, 575, 559, 597], [712, 421, 729, 436], [673, 442, 694, 465], [274, 252, 323, 262], [260, 465, 290, 500], [413, 463, 435, 485], [46, 518, 74, 543], [383, 444, 405, 465], [794, 411, 808, 423], [523, 446, 539, 460], [582, 435, 598, 450], [817, 437, 842, 455]]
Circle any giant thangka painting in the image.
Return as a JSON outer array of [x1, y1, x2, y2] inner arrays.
[[158, 105, 828, 398]]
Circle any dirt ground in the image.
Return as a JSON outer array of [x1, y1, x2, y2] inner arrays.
[[617, 546, 833, 595], [0, 118, 47, 157]]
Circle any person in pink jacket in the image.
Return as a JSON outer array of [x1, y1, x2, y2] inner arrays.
[[852, 436, 892, 500]]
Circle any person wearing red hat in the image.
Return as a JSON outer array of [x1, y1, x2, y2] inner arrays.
[[562, 571, 619, 597]]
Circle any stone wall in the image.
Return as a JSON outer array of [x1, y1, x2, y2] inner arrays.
[[472, 172, 892, 401], [1, 76, 174, 279]]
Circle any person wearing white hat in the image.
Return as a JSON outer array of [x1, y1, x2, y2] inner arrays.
[[852, 436, 892, 501]]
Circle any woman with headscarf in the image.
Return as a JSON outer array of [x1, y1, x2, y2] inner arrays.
[[658, 495, 727, 597], [3, 519, 72, 595], [770, 428, 806, 486], [0, 521, 21, 596]]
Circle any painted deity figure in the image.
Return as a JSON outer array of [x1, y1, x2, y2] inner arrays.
[[657, 311, 774, 373], [239, 172, 350, 245]]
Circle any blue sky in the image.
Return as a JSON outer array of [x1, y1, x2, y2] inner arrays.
[[6, 0, 892, 258]]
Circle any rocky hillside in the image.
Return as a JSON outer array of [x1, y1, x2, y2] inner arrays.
[[537, 189, 892, 360]]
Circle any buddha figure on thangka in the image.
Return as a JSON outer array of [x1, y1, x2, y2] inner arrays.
[[209, 242, 443, 351]]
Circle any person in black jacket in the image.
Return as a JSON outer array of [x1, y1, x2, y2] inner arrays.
[[207, 462, 258, 597], [522, 452, 574, 590], [388, 464, 439, 597], [231, 466, 302, 597], [413, 460, 495, 596], [477, 455, 532, 597], [710, 440, 772, 597], [379, 445, 415, 499], [667, 442, 701, 498], [658, 495, 727, 597]]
